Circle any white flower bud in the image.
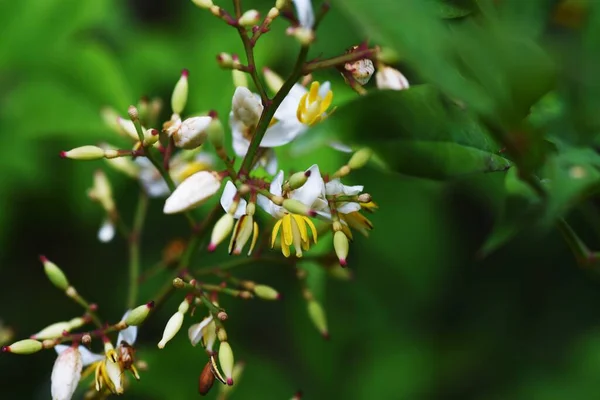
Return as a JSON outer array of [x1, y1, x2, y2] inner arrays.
[[348, 148, 372, 170], [88, 170, 115, 213], [97, 219, 115, 243], [253, 285, 280, 300], [375, 65, 410, 91], [158, 311, 184, 349], [171, 69, 189, 115], [333, 231, 349, 266], [173, 116, 212, 149], [263, 67, 284, 93], [51, 346, 82, 400], [192, 0, 213, 8], [60, 146, 105, 161], [232, 86, 263, 127], [218, 341, 235, 385], [163, 171, 221, 214], [232, 65, 248, 88], [209, 213, 235, 251], [239, 9, 260, 27], [217, 52, 234, 68], [31, 322, 71, 340]]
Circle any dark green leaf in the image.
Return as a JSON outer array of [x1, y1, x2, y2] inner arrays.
[[298, 85, 512, 180]]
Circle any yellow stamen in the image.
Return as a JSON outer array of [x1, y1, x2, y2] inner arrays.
[[248, 222, 259, 255], [302, 216, 318, 243], [282, 214, 293, 246], [292, 214, 308, 243], [271, 219, 283, 248], [290, 216, 303, 257], [296, 81, 333, 126]]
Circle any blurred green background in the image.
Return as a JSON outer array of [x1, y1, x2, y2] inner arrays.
[[3, 0, 600, 399]]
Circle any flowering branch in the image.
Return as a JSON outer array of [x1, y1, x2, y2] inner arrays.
[[303, 46, 379, 74]]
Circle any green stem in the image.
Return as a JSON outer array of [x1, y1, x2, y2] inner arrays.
[[67, 291, 103, 328], [556, 218, 593, 266], [127, 192, 148, 309], [238, 45, 310, 177], [234, 6, 268, 103]]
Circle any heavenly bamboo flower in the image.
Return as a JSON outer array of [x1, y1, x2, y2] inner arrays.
[[52, 345, 104, 400], [137, 151, 215, 198], [219, 182, 260, 255], [257, 165, 326, 257], [292, 0, 315, 29], [188, 315, 217, 353]]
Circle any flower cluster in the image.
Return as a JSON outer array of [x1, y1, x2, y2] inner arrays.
[[2, 0, 409, 398]]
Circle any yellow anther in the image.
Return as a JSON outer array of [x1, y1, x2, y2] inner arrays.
[[296, 81, 333, 126]]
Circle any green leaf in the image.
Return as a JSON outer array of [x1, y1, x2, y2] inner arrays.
[[297, 85, 512, 180], [434, 0, 477, 19]]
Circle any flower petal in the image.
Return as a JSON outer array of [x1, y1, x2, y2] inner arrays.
[[163, 171, 221, 214], [188, 316, 213, 347], [260, 120, 305, 147], [97, 219, 115, 243], [337, 202, 361, 214], [79, 346, 105, 366], [51, 346, 82, 400], [292, 164, 324, 206], [220, 181, 247, 218], [292, 0, 315, 28]]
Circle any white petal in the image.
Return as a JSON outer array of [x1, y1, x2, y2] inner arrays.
[[229, 112, 251, 157], [325, 179, 363, 196], [97, 219, 115, 243], [262, 150, 278, 175], [105, 358, 124, 394], [274, 84, 306, 121], [117, 310, 138, 345], [292, 164, 324, 206], [260, 120, 306, 147], [375, 66, 410, 91], [270, 170, 284, 197], [188, 316, 213, 347], [78, 346, 104, 366], [337, 202, 361, 214], [136, 158, 170, 198], [220, 181, 247, 218], [318, 81, 331, 97], [257, 170, 285, 217], [163, 171, 221, 214], [292, 0, 315, 28], [51, 346, 82, 400], [173, 116, 211, 149], [232, 86, 263, 127], [54, 344, 70, 355], [329, 141, 353, 153]]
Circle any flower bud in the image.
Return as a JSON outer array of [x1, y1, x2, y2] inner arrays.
[[282, 199, 315, 217], [207, 117, 225, 150], [163, 171, 222, 214], [171, 69, 189, 115], [375, 65, 410, 91], [41, 256, 69, 291], [209, 213, 235, 251], [291, 27, 315, 45], [51, 346, 82, 400], [254, 285, 280, 300], [217, 52, 234, 68], [158, 311, 184, 349], [348, 148, 372, 170], [344, 58, 375, 85], [125, 301, 155, 326], [239, 9, 260, 27], [2, 339, 43, 354], [263, 67, 284, 93], [100, 107, 122, 134], [31, 322, 71, 340], [228, 215, 255, 255], [192, 0, 213, 8], [60, 146, 105, 161], [116, 117, 142, 141], [232, 57, 248, 88], [198, 361, 215, 395], [88, 170, 115, 213], [232, 86, 263, 127], [173, 116, 211, 149], [276, 0, 287, 9], [357, 193, 372, 203], [267, 7, 279, 19], [333, 231, 349, 266], [288, 170, 309, 190], [218, 341, 235, 385], [307, 300, 328, 339]]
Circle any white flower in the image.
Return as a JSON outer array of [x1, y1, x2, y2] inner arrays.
[[97, 218, 115, 243], [51, 345, 103, 400], [188, 316, 215, 349], [220, 181, 247, 218], [232, 87, 263, 127], [163, 171, 222, 214], [323, 179, 363, 214], [375, 66, 410, 91], [292, 0, 314, 29]]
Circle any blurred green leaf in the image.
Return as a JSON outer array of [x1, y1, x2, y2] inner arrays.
[[297, 85, 511, 179], [434, 0, 477, 19]]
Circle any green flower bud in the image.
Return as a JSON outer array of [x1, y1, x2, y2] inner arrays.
[[333, 231, 349, 267], [282, 199, 315, 217], [2, 339, 43, 354], [307, 300, 328, 339], [288, 171, 309, 190], [192, 0, 213, 9], [31, 322, 71, 340], [60, 146, 105, 161], [171, 69, 189, 115], [218, 341, 235, 385], [125, 301, 155, 326], [207, 116, 225, 150], [239, 10, 260, 27], [209, 213, 235, 252], [348, 148, 372, 170], [40, 256, 69, 291], [254, 285, 280, 300]]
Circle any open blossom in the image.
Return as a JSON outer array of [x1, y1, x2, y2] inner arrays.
[[292, 0, 315, 29], [219, 182, 260, 255], [319, 179, 374, 239], [52, 345, 103, 400], [258, 165, 326, 257], [188, 315, 217, 353]]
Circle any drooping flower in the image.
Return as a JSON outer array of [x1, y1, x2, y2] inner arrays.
[[258, 165, 326, 257], [52, 345, 103, 400]]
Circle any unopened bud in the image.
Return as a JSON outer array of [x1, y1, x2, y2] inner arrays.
[[232, 86, 263, 127], [232, 68, 248, 88], [31, 322, 71, 340], [218, 341, 235, 385], [82, 334, 92, 345], [198, 361, 215, 395], [291, 27, 315, 45], [171, 69, 189, 115], [163, 171, 222, 214], [375, 65, 410, 91], [275, 0, 287, 9], [282, 199, 315, 217], [2, 339, 43, 354], [288, 170, 309, 190], [307, 300, 328, 339], [67, 317, 85, 330], [254, 285, 280, 300], [239, 10, 260, 27], [348, 148, 372, 170], [207, 117, 225, 150], [263, 67, 284, 93], [209, 213, 235, 251], [173, 116, 211, 149], [127, 105, 139, 121], [333, 231, 349, 266], [100, 107, 122, 133], [60, 146, 105, 161], [357, 193, 371, 203], [40, 256, 69, 291], [125, 301, 155, 326], [88, 170, 115, 213], [217, 52, 234, 68], [158, 311, 184, 349], [267, 7, 279, 19], [344, 57, 375, 85], [192, 0, 213, 9]]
